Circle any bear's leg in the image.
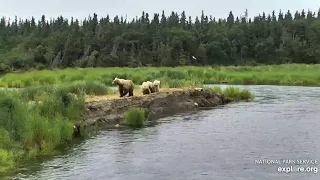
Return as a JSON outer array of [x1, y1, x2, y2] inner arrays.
[[119, 87, 124, 97], [150, 87, 155, 93], [122, 89, 129, 97], [143, 88, 149, 95], [129, 88, 133, 96]]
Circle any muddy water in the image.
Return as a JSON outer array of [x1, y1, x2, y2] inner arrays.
[[9, 85, 320, 180]]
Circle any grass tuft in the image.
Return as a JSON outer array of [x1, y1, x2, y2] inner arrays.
[[204, 86, 255, 101], [121, 107, 146, 128]]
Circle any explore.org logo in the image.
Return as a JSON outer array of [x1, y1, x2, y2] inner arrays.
[[277, 166, 318, 174]]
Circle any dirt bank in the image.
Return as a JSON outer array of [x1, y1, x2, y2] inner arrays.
[[79, 88, 231, 128]]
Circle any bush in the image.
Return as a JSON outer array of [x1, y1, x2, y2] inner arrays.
[[121, 107, 146, 128], [223, 87, 255, 101], [0, 148, 15, 173], [0, 88, 85, 173], [204, 86, 255, 101]]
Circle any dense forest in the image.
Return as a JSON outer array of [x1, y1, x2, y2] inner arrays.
[[1, 9, 320, 72]]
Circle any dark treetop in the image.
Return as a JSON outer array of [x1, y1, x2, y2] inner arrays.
[[1, 9, 320, 72]]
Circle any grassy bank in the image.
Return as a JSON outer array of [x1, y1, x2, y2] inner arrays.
[[0, 79, 255, 174], [0, 87, 86, 174], [0, 64, 319, 88]]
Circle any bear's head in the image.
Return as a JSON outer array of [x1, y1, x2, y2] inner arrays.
[[112, 77, 120, 85], [140, 82, 149, 90], [141, 85, 148, 90], [153, 80, 161, 87]]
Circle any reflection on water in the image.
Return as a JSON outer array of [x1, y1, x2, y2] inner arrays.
[[7, 85, 320, 180]]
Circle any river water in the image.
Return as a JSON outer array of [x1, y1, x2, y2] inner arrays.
[[7, 85, 320, 180]]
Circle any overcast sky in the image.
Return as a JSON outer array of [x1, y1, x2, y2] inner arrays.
[[1, 0, 319, 22]]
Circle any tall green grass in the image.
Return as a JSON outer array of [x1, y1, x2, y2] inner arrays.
[[0, 87, 85, 173], [204, 86, 255, 101], [121, 107, 146, 128], [20, 80, 112, 101], [0, 64, 319, 88]]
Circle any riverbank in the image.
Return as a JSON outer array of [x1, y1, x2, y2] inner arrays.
[[0, 85, 254, 174], [82, 88, 234, 129], [0, 64, 319, 88]]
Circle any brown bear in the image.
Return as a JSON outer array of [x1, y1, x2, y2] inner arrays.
[[112, 77, 134, 97], [141, 81, 156, 95], [153, 80, 161, 92]]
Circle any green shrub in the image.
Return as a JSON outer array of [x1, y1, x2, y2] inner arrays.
[[223, 87, 255, 101], [0, 149, 15, 173], [205, 86, 255, 101], [0, 88, 85, 173], [121, 107, 146, 128]]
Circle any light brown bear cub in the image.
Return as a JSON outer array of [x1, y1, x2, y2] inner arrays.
[[141, 81, 155, 95], [153, 80, 161, 92]]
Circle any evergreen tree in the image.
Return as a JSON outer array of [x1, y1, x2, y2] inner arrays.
[[1, 8, 320, 73]]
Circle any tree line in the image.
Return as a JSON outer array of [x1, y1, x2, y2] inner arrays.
[[1, 9, 320, 73]]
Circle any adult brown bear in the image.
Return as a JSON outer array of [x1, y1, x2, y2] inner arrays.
[[112, 77, 134, 97]]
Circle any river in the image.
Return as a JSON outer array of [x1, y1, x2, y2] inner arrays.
[[6, 85, 320, 180]]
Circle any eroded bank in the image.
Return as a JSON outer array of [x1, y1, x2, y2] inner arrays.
[[79, 88, 232, 129]]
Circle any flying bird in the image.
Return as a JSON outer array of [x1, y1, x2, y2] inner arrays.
[[192, 56, 197, 60]]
